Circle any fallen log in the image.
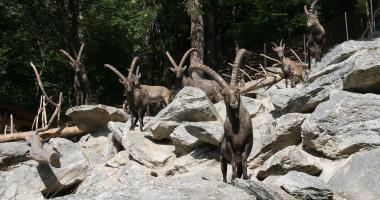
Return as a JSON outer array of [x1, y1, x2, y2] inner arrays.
[[240, 74, 283, 94], [26, 133, 61, 168], [0, 126, 85, 143]]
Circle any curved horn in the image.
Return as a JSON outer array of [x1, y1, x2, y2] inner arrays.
[[280, 39, 284, 47], [128, 57, 139, 79], [304, 5, 310, 15], [135, 65, 140, 76], [230, 49, 248, 87], [77, 43, 85, 62], [104, 64, 127, 81], [165, 51, 178, 68], [310, 0, 318, 13], [179, 48, 198, 69], [192, 64, 230, 90], [271, 42, 278, 47]]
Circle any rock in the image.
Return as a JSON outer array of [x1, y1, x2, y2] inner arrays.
[[122, 130, 175, 168], [0, 141, 30, 168], [0, 138, 90, 199], [321, 38, 380, 66], [78, 129, 117, 165], [320, 148, 380, 200], [265, 172, 333, 200], [105, 150, 129, 168], [302, 90, 380, 159], [267, 87, 300, 111], [144, 87, 221, 140], [66, 104, 128, 131], [58, 165, 252, 200], [286, 47, 380, 113], [170, 124, 202, 155], [215, 96, 264, 120], [249, 113, 306, 168], [232, 178, 295, 200], [256, 146, 322, 180], [107, 121, 130, 144], [182, 121, 224, 146]]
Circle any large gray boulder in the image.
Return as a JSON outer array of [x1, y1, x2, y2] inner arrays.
[[267, 87, 301, 111], [66, 104, 128, 131], [286, 46, 380, 113], [256, 146, 322, 180], [249, 113, 307, 168], [0, 138, 90, 199], [122, 130, 175, 168], [0, 141, 30, 168], [320, 148, 380, 200], [56, 164, 252, 200], [144, 87, 221, 140], [232, 178, 296, 200], [264, 171, 333, 200], [215, 96, 264, 120], [321, 38, 380, 66], [302, 90, 380, 159], [170, 124, 202, 155]]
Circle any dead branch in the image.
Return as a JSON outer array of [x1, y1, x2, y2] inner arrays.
[[290, 48, 303, 63], [260, 54, 281, 63], [259, 64, 268, 75], [240, 74, 283, 94]]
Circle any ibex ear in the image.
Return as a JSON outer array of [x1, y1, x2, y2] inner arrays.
[[272, 47, 276, 51], [183, 65, 188, 71], [170, 67, 175, 72], [119, 79, 124, 84]]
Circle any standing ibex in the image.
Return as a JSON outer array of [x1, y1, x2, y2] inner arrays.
[[104, 57, 149, 131], [272, 41, 307, 88], [166, 49, 224, 103], [304, 0, 325, 69], [192, 49, 253, 182], [134, 66, 173, 107], [60, 43, 91, 105]]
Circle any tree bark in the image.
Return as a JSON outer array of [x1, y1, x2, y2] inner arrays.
[[188, 0, 205, 78], [0, 126, 84, 143], [240, 74, 283, 94]]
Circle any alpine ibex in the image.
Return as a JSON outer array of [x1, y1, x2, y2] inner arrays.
[[104, 57, 149, 131], [304, 0, 325, 69], [272, 41, 307, 88], [166, 49, 224, 103], [60, 43, 91, 105], [192, 49, 253, 182], [134, 66, 173, 107]]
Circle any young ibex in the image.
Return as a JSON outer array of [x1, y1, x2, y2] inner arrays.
[[166, 49, 224, 103], [60, 43, 91, 105], [134, 66, 173, 107], [192, 49, 253, 182], [304, 0, 325, 69], [272, 41, 307, 88], [104, 57, 149, 131]]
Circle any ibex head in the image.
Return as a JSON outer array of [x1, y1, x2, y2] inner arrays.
[[104, 57, 140, 94], [192, 49, 248, 109], [304, 0, 319, 28], [271, 40, 286, 60], [166, 48, 198, 79]]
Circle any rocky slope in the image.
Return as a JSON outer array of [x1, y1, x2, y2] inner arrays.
[[0, 38, 379, 200]]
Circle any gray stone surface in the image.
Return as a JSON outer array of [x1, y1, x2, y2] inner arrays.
[[302, 90, 380, 159], [0, 141, 30, 168], [0, 138, 90, 199], [144, 87, 221, 140], [286, 46, 380, 113], [256, 146, 322, 180], [122, 130, 175, 168], [66, 104, 128, 131], [249, 113, 306, 169], [170, 124, 202, 155], [322, 148, 380, 200], [215, 96, 264, 120], [232, 178, 295, 200], [265, 171, 333, 200], [267, 87, 301, 111]]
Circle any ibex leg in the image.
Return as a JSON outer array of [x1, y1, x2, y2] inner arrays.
[[138, 109, 145, 131]]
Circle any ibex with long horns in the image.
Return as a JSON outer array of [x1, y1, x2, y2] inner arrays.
[[192, 49, 253, 182], [166, 49, 224, 103], [272, 41, 307, 88], [104, 57, 149, 131], [304, 0, 325, 69], [60, 43, 91, 105]]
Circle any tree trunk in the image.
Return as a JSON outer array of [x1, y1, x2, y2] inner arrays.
[[188, 0, 205, 79]]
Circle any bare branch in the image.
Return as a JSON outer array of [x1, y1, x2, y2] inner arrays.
[[240, 74, 283, 94], [260, 54, 281, 63], [239, 68, 253, 81], [30, 62, 58, 106], [259, 64, 268, 75], [290, 48, 303, 63]]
